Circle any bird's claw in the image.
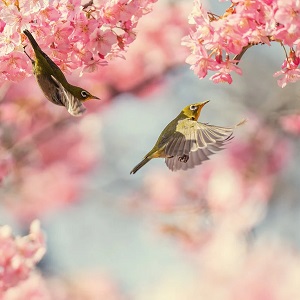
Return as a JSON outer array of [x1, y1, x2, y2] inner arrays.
[[178, 154, 189, 163], [23, 44, 35, 64]]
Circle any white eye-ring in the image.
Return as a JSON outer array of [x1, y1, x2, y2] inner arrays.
[[81, 90, 88, 98], [190, 105, 197, 111]]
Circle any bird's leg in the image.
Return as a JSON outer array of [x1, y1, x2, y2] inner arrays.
[[178, 154, 189, 163], [23, 45, 35, 64]]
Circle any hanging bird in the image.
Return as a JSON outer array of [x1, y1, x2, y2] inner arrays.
[[23, 29, 100, 116], [130, 100, 245, 174]]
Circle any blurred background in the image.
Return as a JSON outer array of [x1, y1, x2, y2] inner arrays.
[[2, 0, 300, 299]]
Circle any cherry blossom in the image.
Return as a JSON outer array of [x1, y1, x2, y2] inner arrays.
[[0, 0, 158, 83], [0, 220, 46, 296], [183, 0, 300, 86]]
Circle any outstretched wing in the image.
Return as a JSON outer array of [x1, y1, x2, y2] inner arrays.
[[51, 75, 86, 116], [165, 120, 242, 171]]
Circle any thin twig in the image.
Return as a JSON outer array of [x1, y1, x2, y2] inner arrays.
[[82, 0, 93, 9]]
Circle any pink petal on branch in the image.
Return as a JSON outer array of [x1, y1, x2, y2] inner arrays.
[[89, 28, 118, 56], [273, 68, 300, 88]]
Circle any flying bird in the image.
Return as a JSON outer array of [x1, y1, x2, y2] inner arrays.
[[130, 100, 245, 174]]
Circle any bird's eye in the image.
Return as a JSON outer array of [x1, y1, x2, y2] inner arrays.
[[190, 105, 197, 111], [81, 90, 88, 98]]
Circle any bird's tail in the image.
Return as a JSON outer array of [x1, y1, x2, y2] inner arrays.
[[130, 157, 151, 174], [23, 29, 42, 53]]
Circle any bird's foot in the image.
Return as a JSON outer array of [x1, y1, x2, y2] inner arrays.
[[23, 45, 35, 64], [178, 154, 189, 163]]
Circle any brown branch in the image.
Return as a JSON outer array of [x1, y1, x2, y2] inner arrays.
[[82, 0, 93, 9], [233, 44, 255, 65]]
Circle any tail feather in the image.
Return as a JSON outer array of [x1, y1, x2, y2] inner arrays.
[[236, 119, 247, 127], [130, 157, 151, 174]]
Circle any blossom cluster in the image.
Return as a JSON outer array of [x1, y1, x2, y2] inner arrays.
[[0, 220, 46, 296], [183, 0, 300, 86], [0, 0, 157, 83]]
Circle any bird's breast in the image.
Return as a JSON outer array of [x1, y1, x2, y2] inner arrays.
[[36, 74, 64, 106]]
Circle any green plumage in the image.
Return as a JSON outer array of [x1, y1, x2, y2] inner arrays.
[[23, 29, 99, 116], [130, 101, 245, 174]]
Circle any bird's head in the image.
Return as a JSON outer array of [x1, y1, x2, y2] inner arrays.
[[181, 100, 210, 120], [69, 85, 100, 102]]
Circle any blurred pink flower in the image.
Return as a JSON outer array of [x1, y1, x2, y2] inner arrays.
[[98, 1, 190, 92], [197, 237, 300, 300], [0, 79, 101, 221], [280, 114, 300, 135], [3, 272, 51, 300], [3, 269, 126, 300], [0, 220, 46, 295], [48, 272, 126, 300]]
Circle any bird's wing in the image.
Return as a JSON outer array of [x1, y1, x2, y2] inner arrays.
[[51, 75, 86, 116], [165, 120, 242, 171], [40, 51, 62, 74]]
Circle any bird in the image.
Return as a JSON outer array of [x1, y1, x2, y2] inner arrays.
[[130, 100, 245, 174], [23, 29, 100, 116]]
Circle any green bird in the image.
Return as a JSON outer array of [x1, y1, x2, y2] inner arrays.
[[130, 100, 245, 174], [23, 29, 100, 116]]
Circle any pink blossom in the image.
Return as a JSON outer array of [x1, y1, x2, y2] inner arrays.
[[0, 52, 30, 82], [280, 114, 300, 135], [0, 31, 21, 56], [52, 25, 74, 45], [3, 272, 51, 300], [57, 0, 83, 20], [89, 28, 118, 57], [98, 1, 190, 92], [72, 13, 98, 44], [185, 46, 218, 79], [0, 5, 29, 35], [273, 68, 300, 87], [20, 0, 48, 14], [210, 59, 242, 84], [183, 0, 300, 86], [37, 6, 61, 22], [210, 72, 233, 84], [0, 0, 159, 81], [0, 220, 46, 295]]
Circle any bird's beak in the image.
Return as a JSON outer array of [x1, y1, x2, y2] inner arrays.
[[89, 95, 100, 100], [200, 100, 210, 107], [195, 100, 210, 120]]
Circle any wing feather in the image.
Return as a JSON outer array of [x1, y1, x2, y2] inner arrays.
[[165, 132, 184, 156], [164, 120, 241, 171], [51, 75, 86, 116], [183, 128, 192, 154]]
